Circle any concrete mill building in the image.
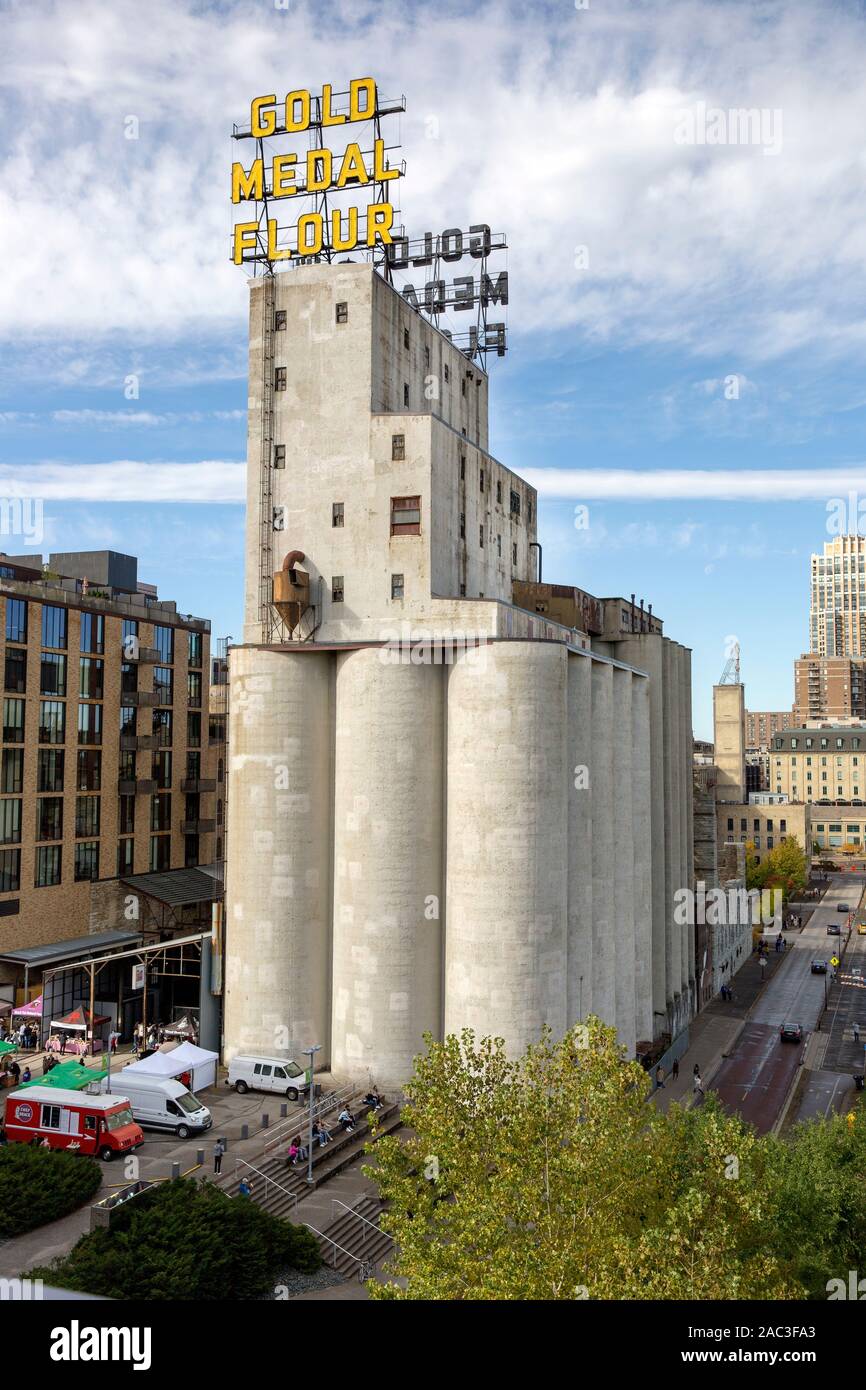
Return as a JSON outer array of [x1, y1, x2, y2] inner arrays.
[[224, 262, 695, 1088]]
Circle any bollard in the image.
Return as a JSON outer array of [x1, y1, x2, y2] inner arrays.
[[196, 1149, 204, 1167], [220, 1135, 228, 1150], [241, 1123, 249, 1140], [171, 1161, 181, 1180], [262, 1112, 269, 1129], [280, 1103, 287, 1119]]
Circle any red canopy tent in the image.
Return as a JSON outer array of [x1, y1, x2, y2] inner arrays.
[[48, 1006, 110, 1055]]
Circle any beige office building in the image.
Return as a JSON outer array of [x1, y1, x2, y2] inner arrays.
[[770, 725, 866, 804], [810, 535, 866, 657]]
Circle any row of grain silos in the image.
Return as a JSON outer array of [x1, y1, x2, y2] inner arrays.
[[224, 639, 654, 1089]]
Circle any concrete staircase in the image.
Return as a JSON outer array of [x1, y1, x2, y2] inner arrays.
[[316, 1194, 394, 1278], [226, 1097, 402, 1221]]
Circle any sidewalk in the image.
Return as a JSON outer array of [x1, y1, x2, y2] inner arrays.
[[652, 940, 794, 1112]]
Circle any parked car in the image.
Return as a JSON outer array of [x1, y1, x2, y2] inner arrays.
[[827, 923, 842, 935], [810, 959, 828, 974], [226, 1054, 310, 1101], [837, 903, 850, 913], [858, 923, 866, 935], [780, 1023, 803, 1044]]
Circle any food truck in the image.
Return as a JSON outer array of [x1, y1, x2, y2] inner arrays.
[[3, 1085, 144, 1161]]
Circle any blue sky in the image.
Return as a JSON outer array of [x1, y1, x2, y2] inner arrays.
[[3, 0, 866, 737]]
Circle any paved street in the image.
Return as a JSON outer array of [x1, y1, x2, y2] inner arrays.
[[712, 874, 863, 1132]]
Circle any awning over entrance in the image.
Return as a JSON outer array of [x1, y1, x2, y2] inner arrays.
[[0, 930, 142, 970], [119, 867, 221, 907]]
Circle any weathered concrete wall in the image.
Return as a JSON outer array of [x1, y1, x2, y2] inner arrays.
[[331, 649, 444, 1089]]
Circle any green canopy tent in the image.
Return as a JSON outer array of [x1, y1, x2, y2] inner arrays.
[[19, 1061, 107, 1091], [0, 1039, 19, 1055]]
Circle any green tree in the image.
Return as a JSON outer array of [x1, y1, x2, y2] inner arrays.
[[761, 835, 808, 901], [0, 1145, 102, 1239], [365, 1021, 802, 1300], [29, 1178, 320, 1300]]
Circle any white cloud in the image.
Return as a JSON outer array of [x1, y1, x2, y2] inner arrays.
[[1, 0, 866, 368], [524, 466, 866, 502], [0, 460, 244, 502]]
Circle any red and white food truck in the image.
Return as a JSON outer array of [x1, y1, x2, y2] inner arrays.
[[3, 1086, 144, 1161]]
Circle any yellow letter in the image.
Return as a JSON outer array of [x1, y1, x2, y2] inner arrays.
[[266, 220, 292, 261], [231, 159, 263, 203], [297, 213, 324, 256], [251, 95, 277, 138], [272, 153, 297, 198], [336, 143, 369, 189], [331, 206, 359, 252], [284, 90, 311, 133], [372, 138, 399, 182], [232, 221, 259, 265], [306, 149, 333, 192], [321, 84, 346, 126], [366, 201, 394, 246], [349, 78, 376, 122]]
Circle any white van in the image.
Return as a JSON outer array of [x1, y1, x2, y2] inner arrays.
[[107, 1073, 212, 1137], [226, 1055, 310, 1101]]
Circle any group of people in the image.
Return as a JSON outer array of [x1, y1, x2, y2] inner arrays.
[[0, 1020, 38, 1049], [654, 1059, 704, 1098], [720, 981, 734, 1001]]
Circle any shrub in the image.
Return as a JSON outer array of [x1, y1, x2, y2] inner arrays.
[[29, 1178, 321, 1300], [0, 1144, 102, 1239]]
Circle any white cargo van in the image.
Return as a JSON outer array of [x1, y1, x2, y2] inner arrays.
[[107, 1073, 212, 1137], [226, 1055, 310, 1101]]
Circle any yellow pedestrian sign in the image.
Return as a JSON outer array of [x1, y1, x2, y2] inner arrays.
[[830, 955, 840, 968]]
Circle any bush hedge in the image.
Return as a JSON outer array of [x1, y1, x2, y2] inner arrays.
[[0, 1144, 103, 1239], [29, 1178, 322, 1300]]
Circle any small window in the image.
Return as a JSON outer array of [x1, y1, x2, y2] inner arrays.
[[403, 327, 410, 350], [496, 480, 502, 505], [510, 489, 521, 518], [391, 573, 404, 600], [479, 524, 484, 548], [391, 496, 421, 536], [336, 301, 348, 323], [444, 364, 450, 383], [459, 513, 465, 539], [274, 444, 286, 469], [459, 583, 466, 596], [274, 367, 287, 391], [479, 469, 484, 493], [461, 377, 466, 397], [274, 309, 287, 330], [403, 383, 409, 407], [512, 542, 517, 565], [460, 455, 465, 481], [392, 434, 405, 461], [497, 534, 502, 557], [332, 577, 344, 604], [528, 498, 534, 524], [332, 502, 344, 528], [424, 345, 430, 368]]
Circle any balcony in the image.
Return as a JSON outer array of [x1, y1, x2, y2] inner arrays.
[[135, 646, 161, 663], [125, 690, 171, 708], [118, 777, 156, 795], [181, 777, 216, 794], [120, 733, 156, 752], [181, 819, 216, 835]]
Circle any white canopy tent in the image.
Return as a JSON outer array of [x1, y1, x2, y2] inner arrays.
[[119, 1040, 218, 1092]]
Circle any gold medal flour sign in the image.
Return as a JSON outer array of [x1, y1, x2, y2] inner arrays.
[[231, 78, 401, 266]]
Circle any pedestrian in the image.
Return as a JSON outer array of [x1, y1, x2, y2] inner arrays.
[[693, 1072, 704, 1098], [672, 1058, 680, 1082], [21, 1065, 31, 1083], [854, 1022, 861, 1045], [59, 1033, 67, 1055], [238, 1177, 251, 1199], [655, 1065, 665, 1091], [760, 956, 767, 975], [213, 1138, 225, 1175]]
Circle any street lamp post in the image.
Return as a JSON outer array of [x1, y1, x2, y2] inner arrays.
[[302, 1044, 322, 1185]]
